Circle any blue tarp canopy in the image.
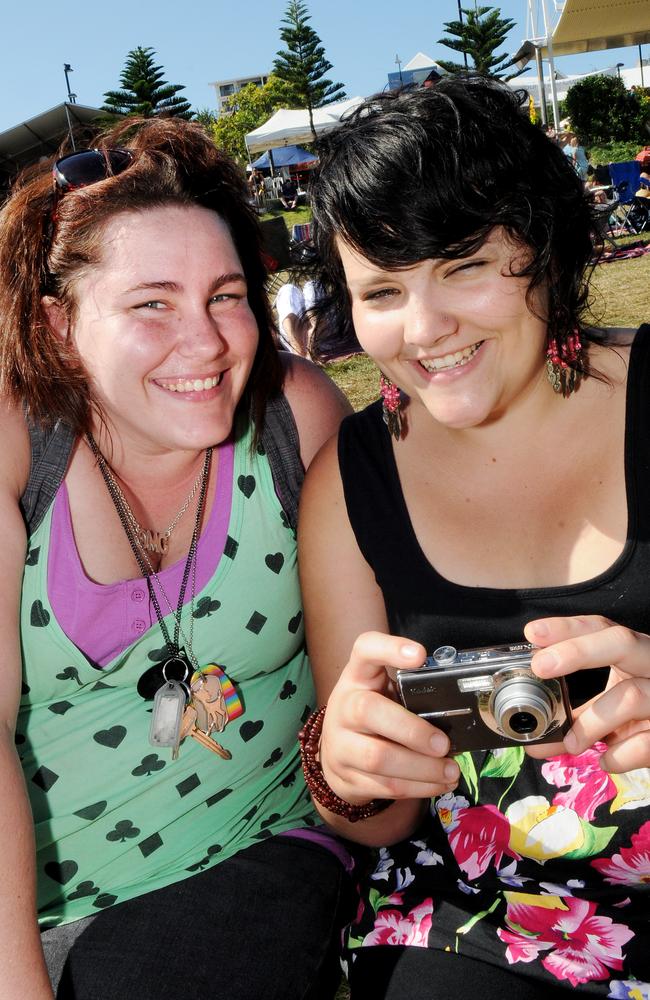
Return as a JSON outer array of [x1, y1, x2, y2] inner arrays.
[[252, 144, 317, 169]]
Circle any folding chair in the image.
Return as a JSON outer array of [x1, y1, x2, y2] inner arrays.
[[291, 222, 312, 244], [608, 161, 642, 233]]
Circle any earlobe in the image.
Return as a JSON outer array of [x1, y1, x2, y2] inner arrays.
[[41, 295, 69, 342]]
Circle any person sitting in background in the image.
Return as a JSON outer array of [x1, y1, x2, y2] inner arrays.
[[280, 175, 299, 210], [0, 115, 352, 999], [299, 76, 650, 999], [274, 280, 322, 357]]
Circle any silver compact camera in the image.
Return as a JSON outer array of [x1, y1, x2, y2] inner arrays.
[[396, 642, 572, 754]]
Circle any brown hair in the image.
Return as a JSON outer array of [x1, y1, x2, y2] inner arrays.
[[0, 116, 282, 436]]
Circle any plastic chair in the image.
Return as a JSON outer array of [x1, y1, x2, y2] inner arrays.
[[608, 161, 642, 233]]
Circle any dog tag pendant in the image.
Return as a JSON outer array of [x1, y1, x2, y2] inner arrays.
[[149, 680, 187, 755]]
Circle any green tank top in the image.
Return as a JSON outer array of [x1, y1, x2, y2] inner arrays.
[[18, 418, 317, 927]]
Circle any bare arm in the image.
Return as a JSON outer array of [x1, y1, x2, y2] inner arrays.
[[0, 405, 54, 999], [298, 435, 459, 847], [279, 353, 352, 470]]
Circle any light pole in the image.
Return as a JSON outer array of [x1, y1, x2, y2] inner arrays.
[[63, 64, 77, 151], [640, 46, 645, 88], [616, 62, 624, 80], [63, 64, 76, 103], [395, 54, 403, 84]]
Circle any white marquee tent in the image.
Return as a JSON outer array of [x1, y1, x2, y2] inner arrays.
[[245, 97, 364, 156]]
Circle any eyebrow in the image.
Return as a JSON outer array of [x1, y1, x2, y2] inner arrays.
[[124, 272, 247, 295]]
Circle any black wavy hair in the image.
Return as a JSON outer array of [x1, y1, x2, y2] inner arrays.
[[308, 75, 600, 365]]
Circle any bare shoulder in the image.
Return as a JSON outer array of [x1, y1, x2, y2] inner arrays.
[[280, 353, 352, 469], [0, 399, 31, 498]]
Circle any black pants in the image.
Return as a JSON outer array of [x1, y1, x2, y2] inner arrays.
[[44, 836, 350, 1000], [347, 946, 576, 1000]]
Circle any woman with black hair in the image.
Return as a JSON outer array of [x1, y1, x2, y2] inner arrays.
[[298, 77, 650, 999]]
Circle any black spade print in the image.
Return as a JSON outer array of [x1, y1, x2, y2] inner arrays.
[[74, 801, 108, 821], [132, 754, 166, 777], [264, 553, 284, 574], [281, 771, 297, 787], [93, 893, 118, 909], [106, 820, 140, 843], [56, 666, 82, 686], [288, 611, 303, 634], [237, 474, 256, 499], [68, 881, 100, 900], [30, 600, 50, 627], [93, 725, 127, 749], [44, 860, 78, 885], [239, 720, 264, 742], [263, 747, 283, 768], [280, 510, 291, 531], [25, 546, 40, 566], [192, 596, 221, 619], [279, 680, 297, 700], [256, 442, 266, 456]]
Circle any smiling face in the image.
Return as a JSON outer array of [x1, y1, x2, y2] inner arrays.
[[46, 203, 259, 455], [338, 228, 550, 430]]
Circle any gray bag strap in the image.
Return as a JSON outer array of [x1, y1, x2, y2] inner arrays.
[[260, 393, 304, 532], [21, 395, 304, 538], [21, 418, 75, 536]]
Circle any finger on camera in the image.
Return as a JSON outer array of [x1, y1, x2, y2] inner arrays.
[[562, 677, 650, 755], [599, 728, 650, 773], [345, 631, 426, 689], [524, 615, 613, 647], [341, 686, 451, 757], [529, 626, 650, 679], [340, 731, 459, 787]]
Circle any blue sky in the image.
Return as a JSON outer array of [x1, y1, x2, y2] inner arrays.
[[0, 0, 642, 133]]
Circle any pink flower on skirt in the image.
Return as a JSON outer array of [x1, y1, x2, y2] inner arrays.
[[497, 895, 634, 986], [363, 899, 434, 948], [592, 821, 650, 886], [541, 744, 616, 821], [447, 803, 516, 880]]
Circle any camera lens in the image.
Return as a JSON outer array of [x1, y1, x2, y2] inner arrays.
[[492, 677, 554, 742], [509, 711, 538, 735]]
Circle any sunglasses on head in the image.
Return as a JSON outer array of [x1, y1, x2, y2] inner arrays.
[[53, 147, 134, 194], [50, 147, 134, 226]]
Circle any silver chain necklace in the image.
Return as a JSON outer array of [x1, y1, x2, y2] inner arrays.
[[100, 460, 206, 555]]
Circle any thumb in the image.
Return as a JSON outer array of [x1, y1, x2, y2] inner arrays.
[[343, 631, 426, 692]]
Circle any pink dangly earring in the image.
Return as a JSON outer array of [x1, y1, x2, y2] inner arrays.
[[546, 329, 583, 397], [380, 374, 402, 440]]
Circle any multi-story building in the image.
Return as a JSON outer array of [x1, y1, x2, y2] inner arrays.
[[210, 73, 270, 115]]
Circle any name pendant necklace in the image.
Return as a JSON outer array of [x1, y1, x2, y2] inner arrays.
[[87, 435, 242, 759]]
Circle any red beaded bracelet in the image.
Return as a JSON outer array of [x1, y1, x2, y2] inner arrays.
[[298, 706, 394, 823]]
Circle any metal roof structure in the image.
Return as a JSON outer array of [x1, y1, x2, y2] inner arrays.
[[0, 103, 105, 190]]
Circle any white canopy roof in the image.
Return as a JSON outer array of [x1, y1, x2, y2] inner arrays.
[[245, 97, 364, 154], [540, 0, 650, 57]]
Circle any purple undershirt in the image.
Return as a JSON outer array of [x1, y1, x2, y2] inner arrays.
[[48, 443, 235, 666]]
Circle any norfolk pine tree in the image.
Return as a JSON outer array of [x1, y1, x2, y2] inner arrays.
[[273, 0, 345, 140], [102, 46, 193, 119], [437, 5, 517, 78]]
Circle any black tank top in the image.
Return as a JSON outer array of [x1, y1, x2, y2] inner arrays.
[[338, 325, 650, 706]]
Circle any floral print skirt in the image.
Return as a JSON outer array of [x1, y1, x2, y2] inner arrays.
[[343, 744, 650, 996]]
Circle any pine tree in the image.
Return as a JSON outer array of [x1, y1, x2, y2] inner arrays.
[[102, 46, 193, 119], [273, 0, 346, 140], [437, 5, 517, 78]]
